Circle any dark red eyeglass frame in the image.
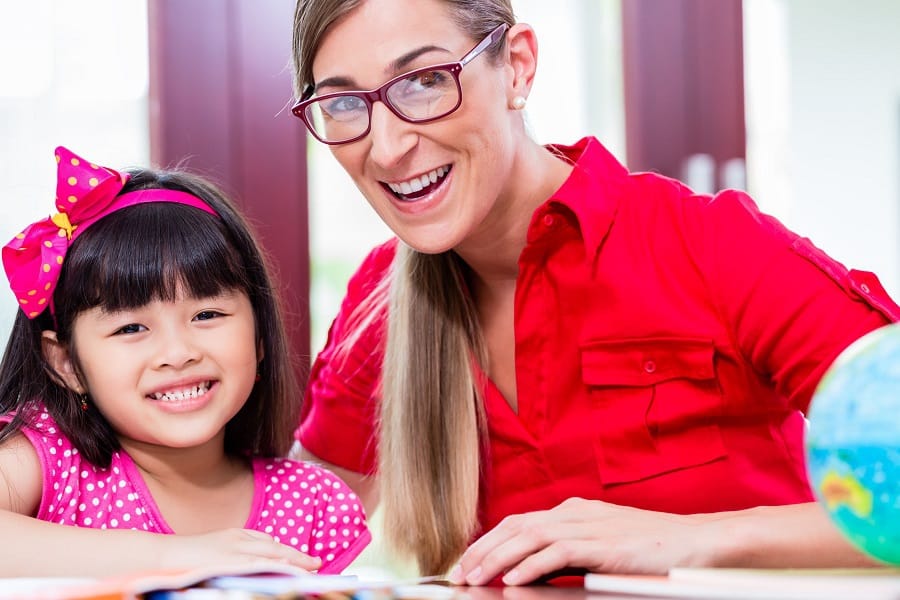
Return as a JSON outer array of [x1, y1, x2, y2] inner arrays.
[[292, 23, 509, 145]]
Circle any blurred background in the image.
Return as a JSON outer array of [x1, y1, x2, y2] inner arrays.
[[1, 0, 899, 575]]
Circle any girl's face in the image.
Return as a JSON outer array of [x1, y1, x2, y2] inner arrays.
[[58, 287, 258, 454], [312, 0, 525, 254]]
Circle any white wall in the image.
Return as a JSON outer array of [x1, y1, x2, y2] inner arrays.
[[745, 0, 900, 298], [0, 0, 149, 343]]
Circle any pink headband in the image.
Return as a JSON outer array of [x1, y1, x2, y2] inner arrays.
[[2, 146, 218, 319]]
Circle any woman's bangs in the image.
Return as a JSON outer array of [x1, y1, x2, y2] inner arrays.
[[59, 203, 247, 314]]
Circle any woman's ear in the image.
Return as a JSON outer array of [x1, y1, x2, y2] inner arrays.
[[505, 23, 538, 103], [41, 331, 86, 394]]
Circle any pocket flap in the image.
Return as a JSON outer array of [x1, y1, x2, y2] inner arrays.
[[580, 337, 715, 387]]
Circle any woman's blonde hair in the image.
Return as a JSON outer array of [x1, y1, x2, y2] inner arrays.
[[292, 0, 516, 576]]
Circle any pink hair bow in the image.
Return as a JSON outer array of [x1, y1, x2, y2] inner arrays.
[[2, 146, 216, 319], [2, 147, 129, 318]]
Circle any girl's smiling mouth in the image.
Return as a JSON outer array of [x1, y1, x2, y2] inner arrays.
[[149, 381, 212, 402]]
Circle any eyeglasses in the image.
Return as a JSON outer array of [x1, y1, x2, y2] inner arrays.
[[292, 24, 509, 145]]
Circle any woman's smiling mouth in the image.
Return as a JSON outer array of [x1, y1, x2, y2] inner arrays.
[[385, 165, 451, 201]]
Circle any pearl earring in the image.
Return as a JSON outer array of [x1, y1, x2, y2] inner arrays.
[[511, 96, 527, 110]]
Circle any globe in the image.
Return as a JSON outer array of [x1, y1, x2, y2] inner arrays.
[[805, 322, 900, 565]]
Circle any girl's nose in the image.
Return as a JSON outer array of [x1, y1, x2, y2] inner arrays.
[[367, 102, 417, 169], [153, 326, 200, 369]]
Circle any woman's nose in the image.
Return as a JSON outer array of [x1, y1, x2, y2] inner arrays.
[[367, 102, 417, 169]]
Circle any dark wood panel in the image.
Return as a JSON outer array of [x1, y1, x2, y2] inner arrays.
[[622, 0, 745, 190], [148, 0, 311, 382]]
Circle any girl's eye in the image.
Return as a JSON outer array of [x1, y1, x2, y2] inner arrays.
[[194, 310, 224, 321], [114, 323, 145, 335]]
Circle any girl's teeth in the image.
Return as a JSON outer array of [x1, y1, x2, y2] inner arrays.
[[152, 382, 211, 402]]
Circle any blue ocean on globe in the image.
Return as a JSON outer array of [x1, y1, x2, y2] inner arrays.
[[805, 322, 900, 565]]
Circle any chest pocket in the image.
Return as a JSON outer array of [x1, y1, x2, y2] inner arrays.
[[580, 337, 727, 486]]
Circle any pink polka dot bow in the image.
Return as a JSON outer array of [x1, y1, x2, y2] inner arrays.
[[2, 146, 216, 319]]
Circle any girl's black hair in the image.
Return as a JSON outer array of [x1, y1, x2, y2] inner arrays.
[[0, 169, 300, 466]]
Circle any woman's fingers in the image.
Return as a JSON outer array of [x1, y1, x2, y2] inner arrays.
[[450, 506, 583, 585], [501, 541, 595, 585], [449, 498, 698, 586]]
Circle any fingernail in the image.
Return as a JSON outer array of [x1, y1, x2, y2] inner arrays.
[[465, 565, 483, 585], [503, 569, 520, 585], [448, 564, 464, 585]]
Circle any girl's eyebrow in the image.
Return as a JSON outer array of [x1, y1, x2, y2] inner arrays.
[[314, 45, 451, 93]]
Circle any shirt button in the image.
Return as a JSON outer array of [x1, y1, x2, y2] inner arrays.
[[543, 214, 556, 228], [860, 283, 871, 294], [643, 360, 657, 374]]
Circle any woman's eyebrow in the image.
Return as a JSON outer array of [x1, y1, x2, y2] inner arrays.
[[390, 45, 449, 72], [314, 45, 451, 93]]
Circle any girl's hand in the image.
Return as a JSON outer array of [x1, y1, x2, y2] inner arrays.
[[448, 498, 707, 586], [157, 528, 323, 573]]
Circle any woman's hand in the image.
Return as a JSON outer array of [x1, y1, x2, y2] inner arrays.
[[448, 497, 709, 586], [156, 528, 323, 573], [447, 498, 878, 586]]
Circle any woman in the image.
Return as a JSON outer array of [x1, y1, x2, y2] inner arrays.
[[289, 0, 899, 585]]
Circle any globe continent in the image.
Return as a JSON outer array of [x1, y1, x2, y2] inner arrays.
[[806, 322, 900, 565]]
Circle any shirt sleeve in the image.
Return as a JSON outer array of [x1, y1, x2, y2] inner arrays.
[[685, 188, 900, 412], [297, 239, 397, 475]]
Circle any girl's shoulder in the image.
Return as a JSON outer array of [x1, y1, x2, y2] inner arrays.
[[2, 406, 76, 462], [251, 456, 365, 512], [1, 407, 145, 528]]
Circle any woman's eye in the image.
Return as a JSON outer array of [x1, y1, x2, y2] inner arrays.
[[323, 95, 366, 116], [389, 70, 452, 103], [194, 310, 224, 321], [413, 70, 443, 88], [114, 323, 145, 335]]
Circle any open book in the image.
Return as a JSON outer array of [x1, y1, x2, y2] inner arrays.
[[0, 563, 454, 600]]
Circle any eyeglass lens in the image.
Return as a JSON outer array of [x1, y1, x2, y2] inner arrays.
[[303, 66, 461, 143]]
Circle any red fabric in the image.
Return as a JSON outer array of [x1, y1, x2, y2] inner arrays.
[[297, 136, 900, 536]]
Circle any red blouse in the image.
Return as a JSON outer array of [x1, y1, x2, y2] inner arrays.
[[297, 137, 899, 535]]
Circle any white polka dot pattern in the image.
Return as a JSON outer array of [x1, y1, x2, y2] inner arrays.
[[5, 410, 372, 574]]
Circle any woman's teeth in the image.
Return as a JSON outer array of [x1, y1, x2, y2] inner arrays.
[[151, 381, 211, 402], [387, 165, 450, 199]]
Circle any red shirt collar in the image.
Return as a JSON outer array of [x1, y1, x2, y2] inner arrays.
[[543, 136, 630, 256]]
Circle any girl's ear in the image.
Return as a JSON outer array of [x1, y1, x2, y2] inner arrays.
[[505, 23, 538, 102], [41, 331, 87, 394]]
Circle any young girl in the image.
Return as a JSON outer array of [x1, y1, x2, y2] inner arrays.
[[0, 147, 370, 577]]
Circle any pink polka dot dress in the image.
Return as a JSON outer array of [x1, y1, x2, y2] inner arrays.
[[4, 409, 371, 574]]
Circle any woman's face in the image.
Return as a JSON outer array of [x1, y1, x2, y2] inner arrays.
[[312, 0, 522, 254]]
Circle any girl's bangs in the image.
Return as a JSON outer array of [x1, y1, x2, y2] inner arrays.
[[57, 203, 248, 315]]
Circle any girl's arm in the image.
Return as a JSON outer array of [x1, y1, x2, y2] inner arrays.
[[0, 434, 321, 577]]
